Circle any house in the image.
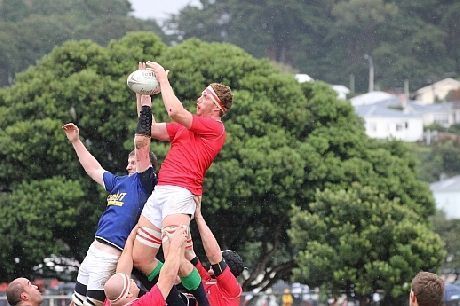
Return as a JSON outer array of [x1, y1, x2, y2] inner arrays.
[[350, 91, 396, 107], [294, 74, 350, 100], [430, 176, 460, 219], [354, 100, 424, 142], [332, 85, 350, 100], [295, 74, 314, 83], [351, 91, 460, 141], [409, 102, 460, 127], [414, 78, 460, 104]]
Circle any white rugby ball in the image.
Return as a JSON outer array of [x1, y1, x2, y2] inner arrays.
[[126, 69, 160, 95]]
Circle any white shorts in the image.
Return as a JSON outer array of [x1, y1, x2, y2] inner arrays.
[[76, 241, 120, 291], [141, 185, 196, 228]]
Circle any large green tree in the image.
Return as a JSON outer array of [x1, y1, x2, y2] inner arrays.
[[168, 0, 458, 92], [290, 185, 445, 306], [0, 31, 443, 302], [0, 0, 165, 86]]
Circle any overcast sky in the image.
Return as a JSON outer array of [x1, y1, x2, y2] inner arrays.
[[129, 0, 200, 21]]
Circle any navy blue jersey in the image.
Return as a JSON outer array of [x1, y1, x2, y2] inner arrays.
[[95, 167, 157, 250]]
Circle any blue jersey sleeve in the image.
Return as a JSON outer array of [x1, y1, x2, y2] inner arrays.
[[103, 171, 118, 192]]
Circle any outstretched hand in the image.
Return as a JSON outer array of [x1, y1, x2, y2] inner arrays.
[[146, 61, 169, 83], [168, 225, 188, 252], [62, 123, 80, 143]]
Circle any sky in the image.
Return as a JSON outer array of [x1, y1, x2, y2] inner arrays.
[[129, 0, 200, 21]]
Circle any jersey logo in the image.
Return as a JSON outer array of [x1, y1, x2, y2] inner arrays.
[[107, 192, 127, 206]]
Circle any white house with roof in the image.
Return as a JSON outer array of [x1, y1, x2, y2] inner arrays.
[[354, 101, 424, 142], [414, 78, 460, 104], [410, 102, 460, 127], [351, 92, 460, 141], [350, 91, 395, 107], [351, 92, 424, 142], [430, 176, 460, 219]]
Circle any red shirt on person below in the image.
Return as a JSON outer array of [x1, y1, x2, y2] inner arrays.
[[158, 116, 226, 195], [195, 260, 242, 306], [102, 285, 166, 306]]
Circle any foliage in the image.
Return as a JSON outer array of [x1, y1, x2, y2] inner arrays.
[[0, 0, 165, 86], [410, 140, 460, 182], [290, 185, 445, 305], [0, 32, 166, 280], [0, 31, 443, 303], [432, 210, 460, 274], [167, 0, 459, 92]]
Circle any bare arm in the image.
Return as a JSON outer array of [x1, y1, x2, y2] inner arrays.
[[116, 227, 138, 274], [62, 123, 105, 186], [146, 61, 193, 129], [157, 226, 187, 298], [194, 196, 223, 265]]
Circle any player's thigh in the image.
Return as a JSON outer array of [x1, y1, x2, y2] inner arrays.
[[133, 215, 162, 265]]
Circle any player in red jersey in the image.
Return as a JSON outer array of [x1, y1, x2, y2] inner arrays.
[[186, 197, 244, 306], [104, 226, 188, 306], [132, 62, 233, 297]]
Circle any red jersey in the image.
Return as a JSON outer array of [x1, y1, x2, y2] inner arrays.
[[195, 261, 242, 306], [158, 116, 226, 195], [103, 285, 165, 306]]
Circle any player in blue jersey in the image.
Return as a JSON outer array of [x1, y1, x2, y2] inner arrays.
[[62, 92, 157, 306]]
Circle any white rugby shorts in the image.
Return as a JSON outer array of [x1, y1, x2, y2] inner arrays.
[[76, 241, 120, 290], [141, 185, 196, 228]]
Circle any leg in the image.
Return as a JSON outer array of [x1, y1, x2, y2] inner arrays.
[[133, 188, 164, 279], [72, 251, 91, 306], [132, 215, 162, 276], [161, 214, 191, 258], [83, 243, 119, 306]]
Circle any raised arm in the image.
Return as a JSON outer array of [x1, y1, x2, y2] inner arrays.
[[62, 123, 105, 186], [146, 61, 193, 129], [194, 197, 222, 265], [116, 226, 138, 274]]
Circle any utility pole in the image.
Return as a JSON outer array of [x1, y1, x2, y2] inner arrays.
[[364, 54, 374, 92]]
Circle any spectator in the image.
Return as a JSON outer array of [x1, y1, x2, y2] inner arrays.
[[410, 271, 444, 306]]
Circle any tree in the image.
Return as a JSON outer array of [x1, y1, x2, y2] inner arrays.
[[168, 0, 457, 92], [0, 32, 166, 280], [290, 185, 445, 306], [0, 31, 443, 298], [432, 210, 460, 276], [0, 0, 165, 86]]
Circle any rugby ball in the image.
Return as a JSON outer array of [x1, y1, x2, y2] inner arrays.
[[126, 69, 160, 95]]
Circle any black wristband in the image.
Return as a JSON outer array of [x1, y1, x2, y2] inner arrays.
[[211, 260, 228, 277], [190, 257, 199, 266], [136, 105, 152, 136]]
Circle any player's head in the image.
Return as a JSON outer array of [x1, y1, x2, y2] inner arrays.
[[7, 278, 43, 306], [197, 83, 233, 117], [410, 272, 444, 306], [222, 250, 245, 277], [104, 273, 140, 306], [127, 151, 158, 175]]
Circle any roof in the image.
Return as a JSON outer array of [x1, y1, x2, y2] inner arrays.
[[430, 175, 460, 192], [409, 101, 453, 114], [354, 101, 420, 118], [295, 74, 313, 83], [350, 91, 396, 106]]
